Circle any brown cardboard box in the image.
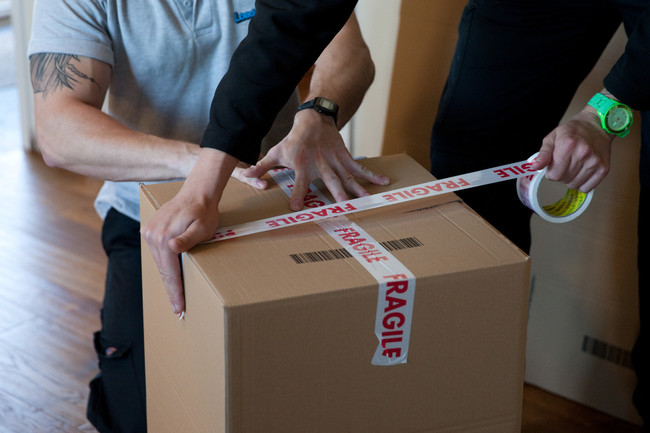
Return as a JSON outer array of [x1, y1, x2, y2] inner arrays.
[[140, 154, 530, 433]]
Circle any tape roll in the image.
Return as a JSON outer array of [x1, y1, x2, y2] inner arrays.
[[516, 153, 594, 223]]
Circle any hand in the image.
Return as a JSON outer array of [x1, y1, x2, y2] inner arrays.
[[241, 109, 390, 210], [532, 107, 615, 193], [141, 148, 237, 314]]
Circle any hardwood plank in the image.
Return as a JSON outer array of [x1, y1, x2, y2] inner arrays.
[[0, 293, 34, 333], [0, 150, 106, 305], [0, 388, 86, 433], [0, 317, 98, 379], [0, 342, 92, 430], [0, 150, 102, 432], [522, 384, 644, 433], [0, 275, 101, 341]]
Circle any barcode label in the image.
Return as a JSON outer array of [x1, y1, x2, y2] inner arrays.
[[581, 335, 633, 369], [381, 237, 423, 251], [290, 237, 423, 264]]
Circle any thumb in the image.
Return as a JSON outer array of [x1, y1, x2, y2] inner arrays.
[[533, 134, 555, 170], [168, 222, 213, 254]]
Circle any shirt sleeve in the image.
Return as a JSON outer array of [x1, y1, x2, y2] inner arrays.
[[199, 0, 358, 164], [603, 7, 650, 111], [28, 0, 112, 66]]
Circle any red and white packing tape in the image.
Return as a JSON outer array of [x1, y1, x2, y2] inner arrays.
[[209, 155, 593, 243]]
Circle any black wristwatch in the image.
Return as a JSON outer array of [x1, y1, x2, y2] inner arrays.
[[297, 97, 339, 124]]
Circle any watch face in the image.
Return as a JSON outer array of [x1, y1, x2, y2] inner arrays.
[[317, 98, 337, 112], [606, 106, 632, 132]]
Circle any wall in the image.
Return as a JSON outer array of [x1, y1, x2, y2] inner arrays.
[[12, 0, 34, 151], [352, 0, 402, 158], [354, 0, 465, 163]]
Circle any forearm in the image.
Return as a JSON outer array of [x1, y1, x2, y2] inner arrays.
[[179, 147, 238, 205], [35, 99, 199, 182], [305, 15, 375, 128]]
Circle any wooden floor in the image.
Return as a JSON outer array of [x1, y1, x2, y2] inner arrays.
[[0, 149, 105, 432], [0, 149, 645, 432]]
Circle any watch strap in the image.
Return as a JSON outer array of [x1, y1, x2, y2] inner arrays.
[[297, 97, 339, 124], [587, 93, 632, 137]]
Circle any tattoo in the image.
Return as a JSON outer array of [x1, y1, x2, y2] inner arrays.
[[30, 53, 101, 99]]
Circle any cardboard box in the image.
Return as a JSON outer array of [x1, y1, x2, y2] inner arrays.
[[140, 154, 530, 433], [525, 274, 641, 425]]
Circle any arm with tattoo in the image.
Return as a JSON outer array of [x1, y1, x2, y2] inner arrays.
[[29, 53, 256, 186], [30, 53, 200, 181]]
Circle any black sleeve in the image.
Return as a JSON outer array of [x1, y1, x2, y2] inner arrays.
[[603, 7, 650, 111], [199, 0, 358, 164]]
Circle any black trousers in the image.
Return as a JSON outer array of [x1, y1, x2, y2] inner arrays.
[[430, 0, 649, 426], [87, 208, 147, 433]]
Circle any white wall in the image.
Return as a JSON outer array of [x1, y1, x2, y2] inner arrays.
[[12, 0, 34, 151], [352, 0, 401, 158]]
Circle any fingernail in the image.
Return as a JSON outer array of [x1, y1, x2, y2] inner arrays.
[[178, 311, 185, 321]]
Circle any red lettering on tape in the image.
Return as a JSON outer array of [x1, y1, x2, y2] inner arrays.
[[494, 163, 535, 178], [384, 273, 408, 281], [385, 295, 407, 312], [333, 227, 389, 263], [211, 229, 236, 240], [383, 312, 405, 329], [377, 279, 411, 359], [382, 348, 402, 358], [360, 250, 388, 263]]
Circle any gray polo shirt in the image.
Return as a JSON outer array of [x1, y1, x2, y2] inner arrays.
[[29, 0, 296, 222]]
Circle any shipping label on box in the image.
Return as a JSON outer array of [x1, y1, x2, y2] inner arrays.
[[140, 154, 531, 433]]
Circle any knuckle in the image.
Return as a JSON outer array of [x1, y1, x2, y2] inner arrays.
[[561, 136, 580, 151], [340, 172, 357, 186], [545, 169, 560, 182], [574, 146, 591, 160]]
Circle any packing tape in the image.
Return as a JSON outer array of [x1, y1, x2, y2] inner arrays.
[[208, 155, 592, 243], [516, 153, 593, 223], [269, 168, 415, 366]]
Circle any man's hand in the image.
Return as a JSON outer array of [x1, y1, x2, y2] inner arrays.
[[532, 107, 615, 193], [241, 109, 390, 210], [141, 148, 238, 315]]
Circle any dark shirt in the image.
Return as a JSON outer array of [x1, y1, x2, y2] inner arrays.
[[199, 0, 358, 164], [604, 6, 650, 111]]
